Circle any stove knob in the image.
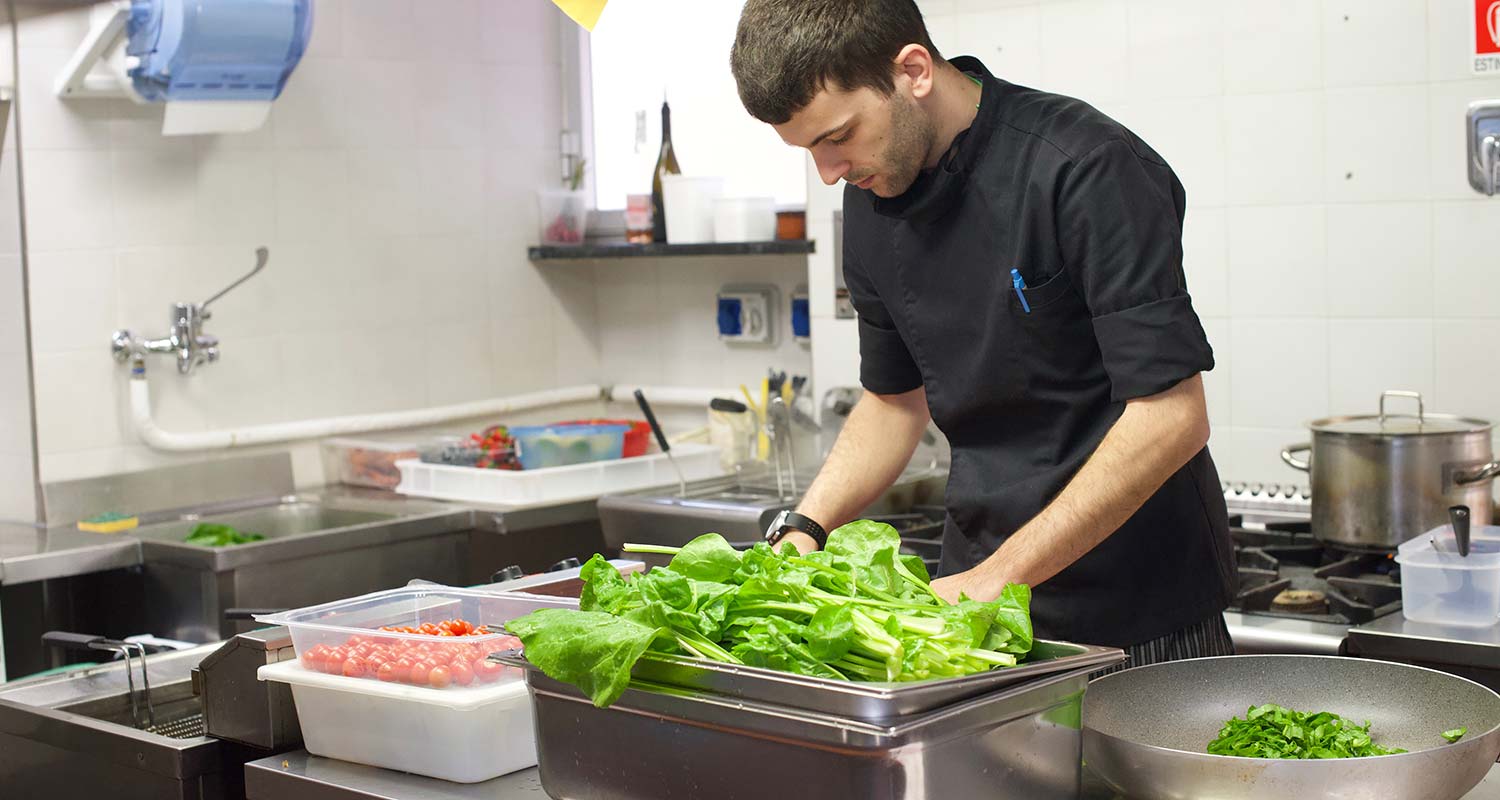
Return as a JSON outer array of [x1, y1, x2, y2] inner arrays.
[[1249, 483, 1264, 497], [1282, 485, 1297, 499], [1231, 482, 1247, 496], [1299, 486, 1311, 500]]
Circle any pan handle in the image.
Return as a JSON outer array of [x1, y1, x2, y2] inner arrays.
[[1455, 461, 1500, 486], [1280, 443, 1312, 472]]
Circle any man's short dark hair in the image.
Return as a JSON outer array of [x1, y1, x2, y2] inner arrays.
[[731, 0, 942, 125]]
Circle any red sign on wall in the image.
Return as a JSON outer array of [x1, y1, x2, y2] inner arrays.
[[1477, 0, 1500, 73]]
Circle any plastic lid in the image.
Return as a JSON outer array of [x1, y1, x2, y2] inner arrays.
[[258, 660, 528, 710], [1396, 526, 1500, 568], [1310, 413, 1490, 436]]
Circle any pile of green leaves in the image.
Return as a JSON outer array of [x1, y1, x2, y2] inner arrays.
[[1207, 704, 1408, 759], [505, 520, 1033, 708], [184, 523, 265, 547]]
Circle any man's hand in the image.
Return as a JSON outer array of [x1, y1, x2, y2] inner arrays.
[[930, 570, 1003, 604]]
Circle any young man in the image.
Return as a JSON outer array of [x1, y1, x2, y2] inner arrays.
[[731, 0, 1237, 665]]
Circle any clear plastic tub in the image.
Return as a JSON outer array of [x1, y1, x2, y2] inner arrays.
[[510, 423, 630, 470], [260, 659, 535, 783], [321, 436, 425, 489], [254, 587, 578, 690], [1395, 524, 1500, 628]]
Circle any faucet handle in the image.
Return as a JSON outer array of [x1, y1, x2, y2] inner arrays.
[[201, 246, 269, 310], [203, 347, 220, 364], [112, 330, 135, 362]]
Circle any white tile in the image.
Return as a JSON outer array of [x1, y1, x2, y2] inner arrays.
[[305, 0, 344, 57], [16, 7, 90, 48], [15, 48, 114, 150], [33, 350, 126, 454], [195, 146, 277, 245], [483, 0, 561, 65], [486, 147, 560, 243], [1225, 92, 1324, 205], [0, 455, 36, 523], [1227, 206, 1327, 317], [1434, 320, 1500, 421], [274, 150, 350, 242], [1223, 0, 1322, 93], [917, 0, 957, 14], [1427, 78, 1500, 201], [591, 261, 660, 317], [412, 0, 483, 63], [423, 321, 495, 405], [482, 63, 563, 150], [1200, 316, 1231, 430], [957, 0, 1048, 8], [1427, 0, 1477, 82], [181, 335, 287, 428], [544, 268, 601, 385], [1325, 203, 1432, 317], [490, 312, 557, 395], [1126, 0, 1224, 99], [809, 316, 862, 396], [271, 59, 349, 149], [26, 250, 117, 355], [1323, 0, 1427, 87], [1113, 97, 1226, 207], [1323, 85, 1429, 202], [108, 102, 176, 151], [1229, 318, 1329, 429], [343, 0, 413, 59], [0, 351, 34, 453], [1038, 0, 1130, 105], [1222, 426, 1321, 485], [0, 157, 23, 256], [347, 149, 422, 239], [415, 62, 484, 149], [598, 312, 664, 385], [948, 7, 1043, 88], [22, 150, 115, 251], [344, 60, 419, 149], [1182, 207, 1228, 317], [411, 236, 490, 322], [416, 148, 485, 235], [111, 147, 200, 247], [1327, 318, 1436, 412], [260, 239, 358, 334], [805, 220, 838, 320], [0, 256, 25, 353], [1433, 200, 1500, 319], [924, 13, 958, 60]]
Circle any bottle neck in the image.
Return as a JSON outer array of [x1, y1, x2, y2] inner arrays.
[[660, 104, 672, 142]]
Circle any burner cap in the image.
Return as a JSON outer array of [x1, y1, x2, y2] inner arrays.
[[1271, 589, 1329, 614]]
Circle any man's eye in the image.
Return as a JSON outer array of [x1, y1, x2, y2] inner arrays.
[[828, 133, 851, 145]]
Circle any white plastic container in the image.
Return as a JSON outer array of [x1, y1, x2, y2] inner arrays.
[[662, 175, 724, 243], [1395, 524, 1500, 628], [394, 442, 724, 507], [260, 659, 536, 783], [712, 196, 777, 242]]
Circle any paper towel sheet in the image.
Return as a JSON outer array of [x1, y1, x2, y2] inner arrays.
[[162, 101, 273, 136]]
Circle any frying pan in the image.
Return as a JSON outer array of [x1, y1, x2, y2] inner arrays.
[[1084, 655, 1500, 800]]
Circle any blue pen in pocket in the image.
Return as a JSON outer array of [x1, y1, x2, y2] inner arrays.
[[1010, 268, 1031, 313]]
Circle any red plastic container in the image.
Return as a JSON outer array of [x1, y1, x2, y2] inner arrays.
[[557, 419, 651, 457]]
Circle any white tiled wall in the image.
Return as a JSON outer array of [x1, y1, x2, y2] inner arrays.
[[806, 0, 1500, 490]]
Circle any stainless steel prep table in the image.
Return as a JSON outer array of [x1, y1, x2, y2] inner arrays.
[[246, 750, 1500, 800], [0, 521, 141, 585], [1347, 613, 1500, 692]]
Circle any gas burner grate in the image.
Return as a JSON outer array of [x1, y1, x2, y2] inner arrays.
[[1228, 525, 1402, 625]]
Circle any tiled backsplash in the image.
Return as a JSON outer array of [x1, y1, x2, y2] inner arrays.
[[809, 0, 1500, 489]]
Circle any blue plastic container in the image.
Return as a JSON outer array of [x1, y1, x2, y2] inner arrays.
[[510, 424, 630, 470]]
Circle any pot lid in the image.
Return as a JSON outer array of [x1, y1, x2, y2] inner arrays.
[[1310, 413, 1491, 435]]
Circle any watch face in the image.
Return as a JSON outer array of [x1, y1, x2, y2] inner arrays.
[[766, 509, 790, 541]]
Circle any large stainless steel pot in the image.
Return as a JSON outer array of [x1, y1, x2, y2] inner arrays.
[[1281, 391, 1499, 550]]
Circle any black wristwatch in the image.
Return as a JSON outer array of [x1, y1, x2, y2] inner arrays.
[[765, 510, 828, 550]]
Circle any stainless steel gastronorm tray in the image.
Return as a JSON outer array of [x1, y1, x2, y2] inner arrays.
[[497, 638, 1124, 720]]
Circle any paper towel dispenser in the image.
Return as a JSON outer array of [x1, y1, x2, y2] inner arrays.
[[56, 0, 313, 135]]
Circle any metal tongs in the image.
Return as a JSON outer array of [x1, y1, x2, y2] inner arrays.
[[766, 372, 798, 501], [42, 631, 155, 729]]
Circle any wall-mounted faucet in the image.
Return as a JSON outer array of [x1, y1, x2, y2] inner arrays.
[[1467, 101, 1500, 196], [111, 246, 269, 375]]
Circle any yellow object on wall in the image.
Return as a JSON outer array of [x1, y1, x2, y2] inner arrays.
[[550, 0, 608, 31]]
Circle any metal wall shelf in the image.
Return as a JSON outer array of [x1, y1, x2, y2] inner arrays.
[[528, 240, 815, 262]]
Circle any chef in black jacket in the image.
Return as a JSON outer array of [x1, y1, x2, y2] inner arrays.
[[730, 0, 1237, 664]]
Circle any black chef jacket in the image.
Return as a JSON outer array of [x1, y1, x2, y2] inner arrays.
[[842, 57, 1236, 648]]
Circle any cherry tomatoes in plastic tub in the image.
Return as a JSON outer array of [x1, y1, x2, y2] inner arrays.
[[449, 659, 475, 686], [428, 665, 452, 689]]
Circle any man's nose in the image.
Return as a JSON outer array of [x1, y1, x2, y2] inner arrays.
[[813, 153, 850, 186]]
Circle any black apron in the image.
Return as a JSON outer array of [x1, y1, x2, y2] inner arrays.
[[841, 57, 1236, 648]]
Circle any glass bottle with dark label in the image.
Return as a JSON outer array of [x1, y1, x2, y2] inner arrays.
[[650, 99, 680, 242]]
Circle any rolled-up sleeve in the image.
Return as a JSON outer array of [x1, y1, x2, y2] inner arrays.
[[1058, 139, 1214, 402], [844, 238, 923, 395]]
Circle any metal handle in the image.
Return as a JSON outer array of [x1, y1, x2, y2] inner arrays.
[[1280, 443, 1312, 472], [202, 246, 269, 309], [1483, 135, 1499, 197], [1455, 461, 1500, 486], [1450, 506, 1472, 558], [224, 608, 284, 621], [633, 389, 671, 455], [1378, 390, 1424, 425], [42, 630, 106, 651]]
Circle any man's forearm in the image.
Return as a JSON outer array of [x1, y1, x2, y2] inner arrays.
[[782, 387, 931, 552], [955, 374, 1211, 596]]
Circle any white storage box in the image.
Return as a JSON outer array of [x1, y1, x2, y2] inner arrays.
[[260, 660, 535, 783], [394, 442, 724, 507], [1396, 524, 1500, 628]]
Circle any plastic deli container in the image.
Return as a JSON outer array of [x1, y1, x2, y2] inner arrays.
[[260, 659, 535, 783], [254, 587, 578, 690], [556, 418, 652, 457], [321, 437, 424, 489], [510, 423, 630, 470], [1395, 524, 1500, 628]]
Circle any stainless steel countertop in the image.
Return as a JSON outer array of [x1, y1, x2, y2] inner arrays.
[[245, 750, 1500, 800], [1347, 612, 1500, 669]]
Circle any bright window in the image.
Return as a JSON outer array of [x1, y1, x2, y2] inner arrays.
[[585, 0, 807, 211]]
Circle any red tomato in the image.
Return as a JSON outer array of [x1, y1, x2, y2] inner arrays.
[[300, 650, 321, 671], [393, 657, 414, 683], [473, 658, 504, 683], [449, 659, 475, 686], [376, 662, 399, 682], [420, 623, 439, 635], [407, 660, 432, 686], [342, 656, 367, 679], [428, 665, 452, 689], [346, 635, 365, 647]]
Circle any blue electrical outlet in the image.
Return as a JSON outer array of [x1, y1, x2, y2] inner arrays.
[[791, 296, 810, 339], [717, 297, 744, 337]]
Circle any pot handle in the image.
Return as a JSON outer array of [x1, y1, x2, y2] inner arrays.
[[1280, 443, 1312, 472], [1378, 389, 1424, 425], [1456, 461, 1500, 486]]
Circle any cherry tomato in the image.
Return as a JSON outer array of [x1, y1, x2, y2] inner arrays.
[[377, 662, 399, 682], [407, 660, 432, 686], [420, 623, 439, 635], [428, 665, 452, 689], [473, 658, 504, 683], [449, 659, 475, 686], [393, 657, 414, 683], [346, 635, 365, 647], [342, 656, 367, 679]]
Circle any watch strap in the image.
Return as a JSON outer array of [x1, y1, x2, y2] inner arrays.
[[772, 511, 828, 550]]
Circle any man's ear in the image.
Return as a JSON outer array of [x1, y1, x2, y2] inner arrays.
[[894, 43, 936, 100]]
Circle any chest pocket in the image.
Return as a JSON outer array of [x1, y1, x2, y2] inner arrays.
[[1014, 267, 1079, 313], [1007, 266, 1101, 387]]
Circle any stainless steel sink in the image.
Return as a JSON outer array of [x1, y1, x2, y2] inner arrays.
[[132, 501, 398, 544]]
